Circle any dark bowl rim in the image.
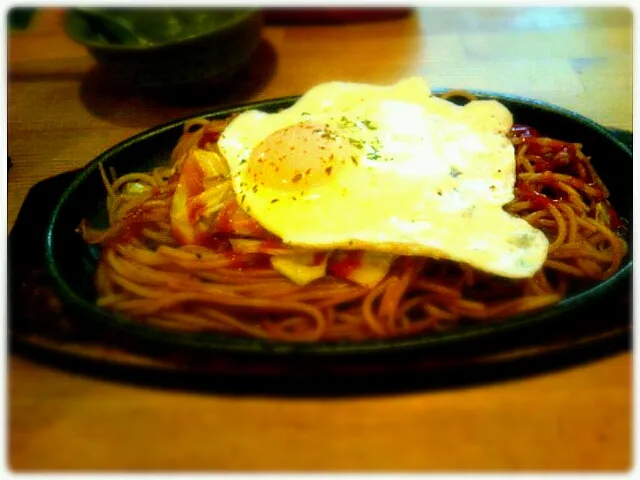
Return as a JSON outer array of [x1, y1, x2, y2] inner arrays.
[[44, 89, 633, 357], [63, 7, 262, 52]]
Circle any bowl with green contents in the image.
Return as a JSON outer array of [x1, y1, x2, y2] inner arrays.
[[64, 8, 263, 88]]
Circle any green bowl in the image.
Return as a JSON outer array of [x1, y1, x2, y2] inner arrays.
[[64, 8, 263, 88]]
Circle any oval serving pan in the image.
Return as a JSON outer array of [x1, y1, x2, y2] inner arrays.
[[44, 91, 633, 357]]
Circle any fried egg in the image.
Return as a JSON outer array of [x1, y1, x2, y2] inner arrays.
[[217, 77, 549, 278]]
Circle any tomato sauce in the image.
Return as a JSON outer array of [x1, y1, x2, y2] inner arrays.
[[328, 250, 364, 279], [181, 155, 205, 197], [606, 204, 623, 230], [109, 204, 154, 246], [212, 199, 271, 237], [197, 130, 220, 149], [213, 200, 235, 233], [186, 198, 205, 224], [515, 179, 554, 209], [312, 252, 327, 266]]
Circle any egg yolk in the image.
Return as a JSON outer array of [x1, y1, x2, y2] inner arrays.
[[246, 122, 358, 191]]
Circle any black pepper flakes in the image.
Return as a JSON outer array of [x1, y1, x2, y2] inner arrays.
[[325, 166, 333, 175], [292, 173, 303, 183]]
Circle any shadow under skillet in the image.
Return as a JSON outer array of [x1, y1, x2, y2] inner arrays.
[[10, 332, 630, 399], [78, 38, 278, 128]]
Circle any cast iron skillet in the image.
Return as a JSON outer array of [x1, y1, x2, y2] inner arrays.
[[44, 91, 633, 357]]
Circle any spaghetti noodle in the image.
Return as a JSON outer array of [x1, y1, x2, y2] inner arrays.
[[79, 99, 628, 342]]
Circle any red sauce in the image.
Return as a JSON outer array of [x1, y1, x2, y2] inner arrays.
[[165, 171, 181, 186], [182, 155, 205, 197], [312, 252, 326, 266], [520, 191, 554, 209], [395, 256, 416, 270], [522, 137, 578, 159], [193, 233, 232, 252], [223, 251, 248, 268], [328, 250, 364, 279], [532, 159, 556, 173], [109, 204, 152, 246], [515, 180, 554, 209], [532, 152, 576, 173], [213, 200, 235, 233], [197, 130, 220, 149], [602, 203, 623, 231], [186, 198, 205, 224], [114, 223, 144, 246], [563, 176, 587, 191], [566, 178, 605, 201], [212, 199, 271, 237]]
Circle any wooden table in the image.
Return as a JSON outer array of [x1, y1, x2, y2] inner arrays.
[[7, 7, 632, 471]]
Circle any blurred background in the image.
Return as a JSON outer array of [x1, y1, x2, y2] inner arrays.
[[8, 6, 632, 119], [8, 6, 633, 222]]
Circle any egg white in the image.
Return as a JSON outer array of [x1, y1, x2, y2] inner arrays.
[[217, 77, 549, 278]]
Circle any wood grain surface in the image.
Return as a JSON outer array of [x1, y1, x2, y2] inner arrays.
[[7, 7, 633, 471]]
